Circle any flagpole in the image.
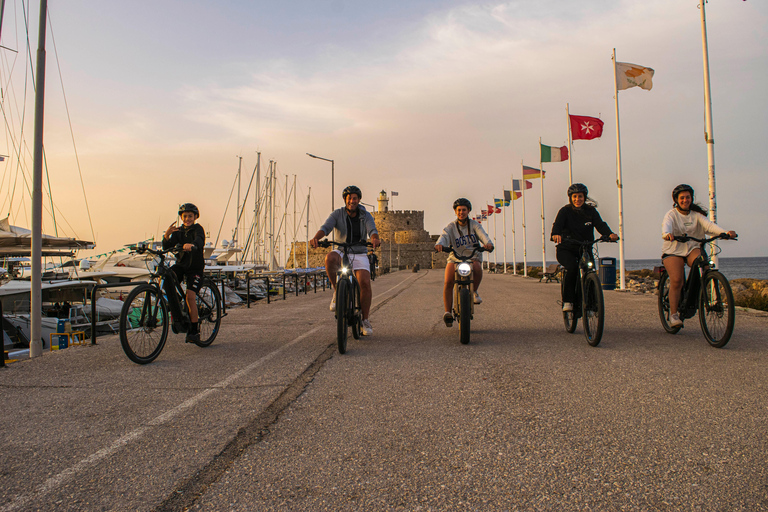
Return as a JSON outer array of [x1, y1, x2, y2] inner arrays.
[[539, 137, 546, 276], [613, 48, 626, 291], [520, 161, 528, 277], [493, 207, 498, 269], [511, 177, 517, 275], [699, 0, 718, 266], [502, 193, 507, 273], [566, 103, 574, 185]]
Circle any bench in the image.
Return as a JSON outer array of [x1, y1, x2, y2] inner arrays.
[[540, 264, 562, 283]]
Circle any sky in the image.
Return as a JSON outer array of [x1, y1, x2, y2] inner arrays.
[[0, 0, 766, 264]]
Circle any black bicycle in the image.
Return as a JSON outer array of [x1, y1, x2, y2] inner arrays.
[[319, 240, 371, 354], [560, 235, 617, 346], [118, 244, 223, 364], [443, 244, 490, 345], [657, 233, 736, 347], [368, 252, 378, 281]]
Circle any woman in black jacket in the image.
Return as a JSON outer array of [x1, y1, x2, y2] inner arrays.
[[550, 184, 618, 312]]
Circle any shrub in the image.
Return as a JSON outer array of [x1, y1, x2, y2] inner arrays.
[[735, 290, 768, 312]]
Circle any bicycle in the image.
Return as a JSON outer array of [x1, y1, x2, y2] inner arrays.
[[559, 235, 617, 346], [442, 244, 490, 345], [118, 243, 223, 364], [657, 233, 736, 347], [318, 240, 372, 354]]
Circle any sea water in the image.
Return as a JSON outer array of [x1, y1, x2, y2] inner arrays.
[[518, 257, 768, 280], [624, 257, 768, 280]]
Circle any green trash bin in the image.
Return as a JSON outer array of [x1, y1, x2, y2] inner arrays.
[[598, 257, 616, 290]]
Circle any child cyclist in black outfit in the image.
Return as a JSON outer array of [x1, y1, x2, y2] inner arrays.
[[550, 184, 618, 312], [163, 203, 206, 342]]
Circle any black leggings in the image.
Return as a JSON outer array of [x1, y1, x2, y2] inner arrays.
[[556, 246, 579, 303]]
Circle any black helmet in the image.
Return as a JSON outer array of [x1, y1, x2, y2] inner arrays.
[[672, 184, 694, 203], [342, 185, 362, 200], [567, 183, 588, 198], [453, 198, 472, 211], [178, 203, 199, 217]]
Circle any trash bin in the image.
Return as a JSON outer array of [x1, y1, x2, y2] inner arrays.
[[598, 257, 616, 290], [56, 319, 68, 350]]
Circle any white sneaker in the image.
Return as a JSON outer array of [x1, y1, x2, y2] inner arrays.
[[329, 294, 336, 312], [361, 319, 373, 336], [669, 313, 683, 328], [562, 302, 574, 312], [474, 292, 482, 304]]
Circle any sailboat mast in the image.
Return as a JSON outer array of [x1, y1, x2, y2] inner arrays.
[[254, 152, 260, 264], [305, 187, 311, 269], [292, 175, 297, 269]]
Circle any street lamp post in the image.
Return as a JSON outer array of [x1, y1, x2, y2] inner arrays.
[[306, 153, 334, 212]]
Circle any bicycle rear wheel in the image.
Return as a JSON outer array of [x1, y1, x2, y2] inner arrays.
[[582, 273, 604, 346], [657, 271, 682, 334], [336, 279, 349, 354], [119, 284, 168, 364], [194, 279, 222, 347], [699, 270, 735, 348], [459, 287, 471, 345]]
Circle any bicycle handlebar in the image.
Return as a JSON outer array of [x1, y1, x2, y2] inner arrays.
[[317, 240, 373, 249], [559, 234, 619, 247], [438, 244, 491, 262], [672, 232, 736, 244]]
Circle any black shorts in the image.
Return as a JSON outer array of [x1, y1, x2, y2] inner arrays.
[[171, 266, 203, 293]]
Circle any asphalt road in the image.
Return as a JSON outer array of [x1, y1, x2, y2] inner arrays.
[[1, 270, 767, 511]]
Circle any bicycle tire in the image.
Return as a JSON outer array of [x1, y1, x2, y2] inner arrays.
[[194, 279, 222, 347], [657, 271, 682, 334], [562, 277, 577, 333], [459, 287, 471, 345], [699, 270, 735, 348], [351, 278, 362, 340], [336, 279, 349, 354], [582, 273, 604, 346], [119, 284, 169, 364]]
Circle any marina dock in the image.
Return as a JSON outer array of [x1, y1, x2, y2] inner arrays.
[[1, 270, 767, 510]]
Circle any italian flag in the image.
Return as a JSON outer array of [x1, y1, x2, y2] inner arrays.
[[541, 144, 568, 163]]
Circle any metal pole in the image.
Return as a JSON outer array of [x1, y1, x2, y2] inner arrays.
[[236, 156, 242, 264], [292, 175, 297, 270], [520, 162, 528, 277], [700, 0, 719, 266], [540, 137, 546, 275], [305, 188, 311, 269], [566, 103, 574, 185], [612, 48, 627, 290], [30, 0, 48, 358], [511, 177, 517, 275], [502, 192, 507, 274]]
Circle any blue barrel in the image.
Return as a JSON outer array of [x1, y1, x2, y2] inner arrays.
[[57, 319, 68, 349], [599, 257, 617, 290]]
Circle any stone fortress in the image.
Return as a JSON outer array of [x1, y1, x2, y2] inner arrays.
[[288, 190, 446, 271]]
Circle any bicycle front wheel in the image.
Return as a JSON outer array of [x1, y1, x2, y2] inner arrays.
[[699, 271, 735, 348], [195, 279, 222, 347], [657, 271, 681, 334], [119, 284, 168, 364], [459, 287, 471, 345], [351, 278, 362, 340], [336, 279, 349, 354], [582, 273, 604, 346]]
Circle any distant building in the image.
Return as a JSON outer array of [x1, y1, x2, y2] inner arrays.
[[288, 190, 449, 270]]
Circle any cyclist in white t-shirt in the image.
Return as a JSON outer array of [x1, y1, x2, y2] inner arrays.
[[661, 184, 737, 328]]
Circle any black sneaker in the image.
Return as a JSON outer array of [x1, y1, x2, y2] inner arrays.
[[443, 312, 454, 327], [185, 332, 200, 343]]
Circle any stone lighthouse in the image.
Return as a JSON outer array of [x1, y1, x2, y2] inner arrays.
[[378, 190, 389, 212]]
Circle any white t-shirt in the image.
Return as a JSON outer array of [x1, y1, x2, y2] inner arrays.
[[661, 208, 725, 257]]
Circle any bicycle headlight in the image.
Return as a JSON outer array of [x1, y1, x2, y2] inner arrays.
[[341, 266, 349, 275], [587, 261, 593, 268], [457, 262, 472, 276]]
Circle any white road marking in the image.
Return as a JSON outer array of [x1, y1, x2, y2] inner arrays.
[[0, 325, 324, 512]]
